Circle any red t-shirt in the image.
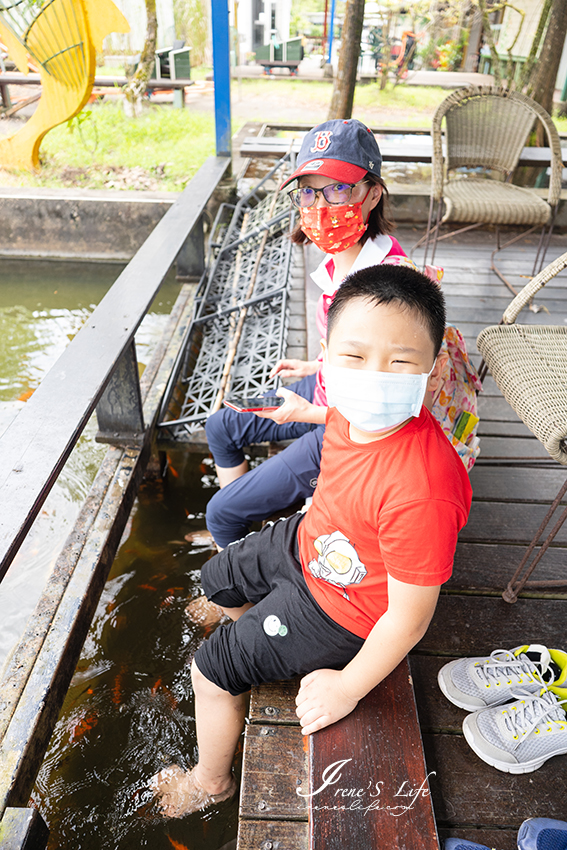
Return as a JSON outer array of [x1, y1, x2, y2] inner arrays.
[[297, 406, 472, 639]]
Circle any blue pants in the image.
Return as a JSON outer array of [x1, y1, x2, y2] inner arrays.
[[205, 375, 325, 548]]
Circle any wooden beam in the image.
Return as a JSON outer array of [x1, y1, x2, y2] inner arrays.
[[239, 136, 567, 167], [309, 659, 440, 850]]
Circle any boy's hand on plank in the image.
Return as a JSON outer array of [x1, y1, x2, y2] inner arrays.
[[295, 668, 359, 735]]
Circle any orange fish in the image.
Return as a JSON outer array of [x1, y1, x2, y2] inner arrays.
[[151, 573, 169, 583], [69, 709, 98, 741], [168, 837, 190, 850], [151, 679, 178, 711], [139, 584, 158, 591], [17, 389, 35, 402], [112, 665, 127, 705]]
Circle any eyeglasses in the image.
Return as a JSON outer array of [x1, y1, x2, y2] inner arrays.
[[287, 180, 369, 209]]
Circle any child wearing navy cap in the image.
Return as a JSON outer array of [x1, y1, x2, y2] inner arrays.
[[204, 119, 414, 550]]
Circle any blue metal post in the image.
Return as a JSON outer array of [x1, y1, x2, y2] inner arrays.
[[211, 0, 232, 157], [327, 0, 337, 64]]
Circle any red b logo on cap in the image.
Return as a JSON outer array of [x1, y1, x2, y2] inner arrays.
[[310, 131, 333, 153]]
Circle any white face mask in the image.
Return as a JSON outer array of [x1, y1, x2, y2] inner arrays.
[[323, 360, 435, 433]]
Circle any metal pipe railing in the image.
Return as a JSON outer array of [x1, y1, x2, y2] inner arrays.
[[0, 156, 231, 584]]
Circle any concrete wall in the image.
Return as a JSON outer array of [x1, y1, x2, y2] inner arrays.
[[0, 187, 175, 261]]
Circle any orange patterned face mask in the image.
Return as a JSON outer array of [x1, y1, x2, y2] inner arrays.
[[299, 191, 370, 254]]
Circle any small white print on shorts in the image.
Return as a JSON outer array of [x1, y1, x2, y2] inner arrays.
[[263, 615, 288, 637]]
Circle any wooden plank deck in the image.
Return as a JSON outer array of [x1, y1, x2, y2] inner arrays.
[[409, 228, 567, 849], [237, 227, 567, 850]]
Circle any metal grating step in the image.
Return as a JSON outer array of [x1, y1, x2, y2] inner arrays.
[[157, 155, 300, 442]]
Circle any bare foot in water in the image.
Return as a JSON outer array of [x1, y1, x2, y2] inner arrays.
[[184, 529, 216, 547], [185, 595, 225, 627], [149, 764, 237, 817]]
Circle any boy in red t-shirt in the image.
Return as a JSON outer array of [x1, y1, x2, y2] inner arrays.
[[151, 264, 472, 818]]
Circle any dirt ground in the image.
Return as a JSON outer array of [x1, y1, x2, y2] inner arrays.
[[185, 77, 445, 127]]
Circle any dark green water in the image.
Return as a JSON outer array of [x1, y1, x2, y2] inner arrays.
[[0, 259, 181, 665], [31, 451, 238, 850], [1, 260, 236, 848]]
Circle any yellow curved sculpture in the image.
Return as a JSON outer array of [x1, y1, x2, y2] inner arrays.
[[0, 0, 130, 170]]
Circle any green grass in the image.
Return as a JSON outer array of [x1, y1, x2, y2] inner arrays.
[[1, 102, 218, 192], [353, 83, 449, 120]]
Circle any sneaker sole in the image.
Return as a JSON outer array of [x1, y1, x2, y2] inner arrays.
[[462, 716, 567, 774]]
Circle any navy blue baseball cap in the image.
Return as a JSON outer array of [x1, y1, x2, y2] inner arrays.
[[280, 119, 382, 190]]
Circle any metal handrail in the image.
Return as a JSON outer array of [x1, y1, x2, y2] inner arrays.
[[0, 156, 231, 583]]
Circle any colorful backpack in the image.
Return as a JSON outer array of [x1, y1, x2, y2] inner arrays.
[[385, 256, 482, 472]]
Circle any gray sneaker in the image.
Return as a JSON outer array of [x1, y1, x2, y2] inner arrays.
[[437, 645, 566, 711], [462, 688, 567, 774]]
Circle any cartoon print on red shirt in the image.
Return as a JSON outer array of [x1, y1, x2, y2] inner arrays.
[[307, 530, 367, 600]]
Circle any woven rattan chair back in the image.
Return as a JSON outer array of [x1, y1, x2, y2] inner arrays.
[[476, 251, 567, 602], [431, 86, 563, 205], [444, 94, 535, 174], [477, 324, 567, 464]]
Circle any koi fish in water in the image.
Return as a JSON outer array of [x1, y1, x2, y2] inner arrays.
[[150, 678, 178, 711], [69, 708, 98, 742], [168, 837, 191, 850], [112, 665, 128, 705], [17, 389, 35, 402]]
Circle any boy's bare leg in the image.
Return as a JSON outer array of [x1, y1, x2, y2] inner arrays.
[[185, 596, 253, 625], [215, 459, 248, 488], [151, 659, 247, 817]]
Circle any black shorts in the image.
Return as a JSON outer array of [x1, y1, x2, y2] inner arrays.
[[195, 512, 364, 695]]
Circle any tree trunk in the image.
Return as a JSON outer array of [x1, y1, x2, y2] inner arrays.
[[515, 0, 567, 186], [477, 0, 503, 86], [123, 0, 158, 118], [517, 0, 552, 91], [327, 0, 365, 120], [527, 0, 567, 116]]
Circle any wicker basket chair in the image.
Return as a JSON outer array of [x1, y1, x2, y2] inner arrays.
[[476, 251, 567, 603], [419, 86, 563, 290]]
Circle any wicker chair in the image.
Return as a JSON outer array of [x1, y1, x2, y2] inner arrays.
[[476, 251, 567, 603], [418, 86, 563, 290]]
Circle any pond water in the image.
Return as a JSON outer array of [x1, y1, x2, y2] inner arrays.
[[0, 259, 181, 667], [1, 260, 236, 848], [31, 451, 238, 850]]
